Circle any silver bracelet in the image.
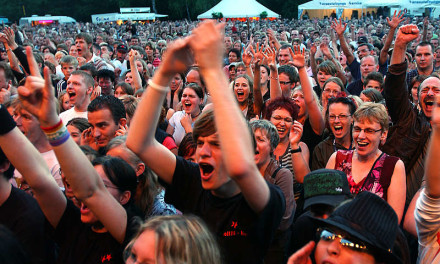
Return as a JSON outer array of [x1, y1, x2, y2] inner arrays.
[[148, 79, 170, 93]]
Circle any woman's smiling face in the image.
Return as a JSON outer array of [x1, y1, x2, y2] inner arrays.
[[234, 77, 250, 104], [328, 102, 353, 141]]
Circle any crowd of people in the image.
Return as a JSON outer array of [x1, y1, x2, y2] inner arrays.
[[0, 10, 439, 264]]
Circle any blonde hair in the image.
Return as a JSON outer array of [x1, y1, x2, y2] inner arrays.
[[353, 102, 389, 131], [125, 215, 222, 264], [292, 86, 323, 111]]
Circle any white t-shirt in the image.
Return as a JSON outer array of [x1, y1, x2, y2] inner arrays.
[[13, 149, 62, 188], [60, 108, 88, 125], [415, 188, 440, 263], [169, 111, 193, 146], [56, 65, 65, 79]]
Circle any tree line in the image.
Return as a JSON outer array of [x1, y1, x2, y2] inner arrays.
[[0, 0, 308, 23]]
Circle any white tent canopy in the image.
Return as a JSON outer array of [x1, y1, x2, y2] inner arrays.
[[298, 0, 436, 19], [197, 0, 280, 19], [363, 0, 401, 7]]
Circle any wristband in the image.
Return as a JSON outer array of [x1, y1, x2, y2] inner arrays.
[[40, 119, 63, 133], [148, 79, 170, 93], [0, 104, 16, 135], [270, 76, 278, 80], [290, 146, 302, 154], [42, 122, 70, 147]]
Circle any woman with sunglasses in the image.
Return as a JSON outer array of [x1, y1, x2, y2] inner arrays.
[[326, 102, 406, 223], [311, 95, 356, 171]]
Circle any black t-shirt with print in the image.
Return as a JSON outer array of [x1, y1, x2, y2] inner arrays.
[[161, 156, 285, 264]]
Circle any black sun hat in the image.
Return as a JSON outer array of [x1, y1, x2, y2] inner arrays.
[[313, 191, 402, 264]]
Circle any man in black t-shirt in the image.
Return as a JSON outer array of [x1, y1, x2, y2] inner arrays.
[[126, 21, 286, 264]]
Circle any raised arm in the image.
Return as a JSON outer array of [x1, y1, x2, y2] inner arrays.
[[242, 46, 254, 78], [265, 46, 282, 99], [251, 43, 266, 116], [0, 29, 22, 74], [320, 43, 347, 85], [332, 18, 355, 64], [422, 17, 428, 42], [330, 30, 339, 60], [385, 24, 419, 123], [380, 10, 405, 65], [190, 21, 270, 213], [267, 28, 281, 53], [17, 47, 128, 243], [289, 46, 325, 135], [0, 107, 66, 228], [126, 38, 193, 185], [128, 50, 142, 92]]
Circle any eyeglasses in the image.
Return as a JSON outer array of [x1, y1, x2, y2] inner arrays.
[[102, 180, 119, 190], [323, 89, 340, 95], [328, 114, 351, 121], [319, 229, 368, 252], [279, 81, 291, 86], [352, 126, 382, 135], [271, 115, 293, 123]]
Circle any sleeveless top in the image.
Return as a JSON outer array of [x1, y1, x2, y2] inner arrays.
[[334, 150, 399, 201]]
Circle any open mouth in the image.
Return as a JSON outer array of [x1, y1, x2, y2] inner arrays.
[[333, 125, 343, 132], [276, 127, 286, 135], [199, 162, 214, 180], [425, 99, 434, 106], [236, 91, 244, 96], [357, 141, 369, 147], [68, 91, 76, 101], [183, 102, 192, 108]]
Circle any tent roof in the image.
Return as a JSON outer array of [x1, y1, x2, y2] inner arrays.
[[197, 0, 279, 19], [364, 0, 401, 7], [299, 0, 403, 9]]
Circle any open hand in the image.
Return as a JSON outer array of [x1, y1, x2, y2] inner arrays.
[[264, 46, 277, 71], [288, 46, 306, 69], [242, 46, 253, 67], [251, 43, 268, 67], [387, 10, 405, 29], [331, 18, 347, 36], [319, 43, 332, 60], [2, 26, 17, 49]]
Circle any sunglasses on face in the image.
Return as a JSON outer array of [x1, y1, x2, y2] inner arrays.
[[319, 229, 368, 252]]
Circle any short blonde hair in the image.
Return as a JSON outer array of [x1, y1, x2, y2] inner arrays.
[[124, 215, 222, 264], [353, 102, 389, 131]]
